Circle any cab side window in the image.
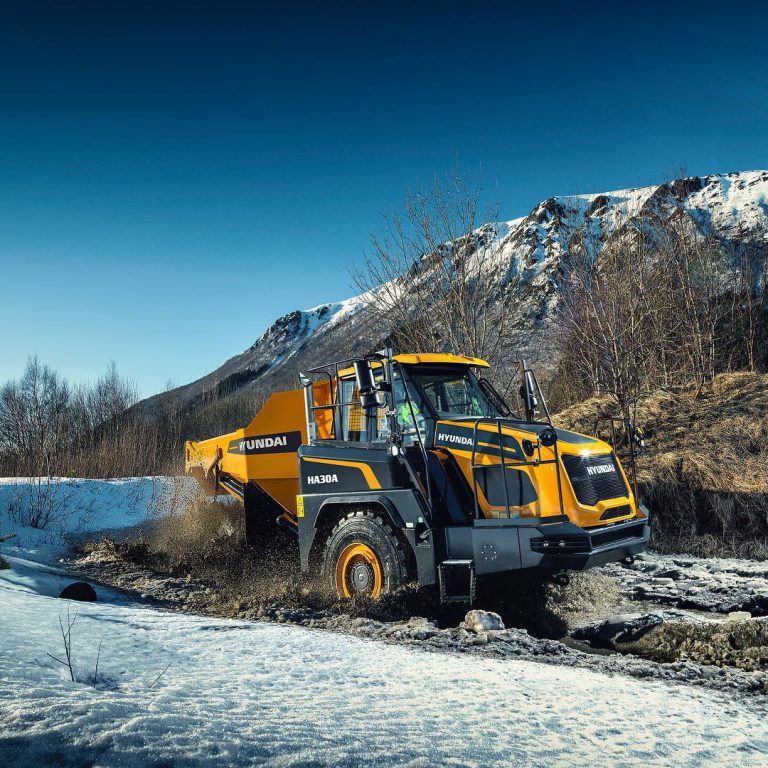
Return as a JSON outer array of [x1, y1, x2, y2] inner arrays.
[[340, 378, 365, 442], [339, 376, 389, 443], [393, 369, 431, 445]]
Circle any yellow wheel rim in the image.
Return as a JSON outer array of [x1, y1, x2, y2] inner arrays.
[[335, 543, 383, 599]]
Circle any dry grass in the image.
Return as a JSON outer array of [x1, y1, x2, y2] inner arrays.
[[621, 617, 768, 671], [557, 372, 768, 558]]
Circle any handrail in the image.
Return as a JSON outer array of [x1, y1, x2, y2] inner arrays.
[[400, 367, 433, 511], [303, 351, 391, 442]]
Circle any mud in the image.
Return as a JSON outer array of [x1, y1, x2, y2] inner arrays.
[[603, 551, 768, 615], [69, 539, 768, 699]]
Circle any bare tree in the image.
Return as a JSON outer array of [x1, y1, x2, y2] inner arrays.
[[352, 167, 516, 365], [559, 216, 668, 414], [662, 215, 731, 386], [730, 238, 767, 373], [46, 607, 78, 682]]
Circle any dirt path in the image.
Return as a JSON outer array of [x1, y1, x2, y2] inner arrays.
[[66, 541, 768, 699]]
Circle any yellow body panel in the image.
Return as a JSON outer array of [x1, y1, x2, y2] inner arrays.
[[185, 388, 307, 515], [392, 353, 489, 368], [337, 353, 489, 378], [437, 419, 638, 527]]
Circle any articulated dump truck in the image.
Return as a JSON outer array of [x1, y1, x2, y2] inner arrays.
[[185, 351, 649, 602]]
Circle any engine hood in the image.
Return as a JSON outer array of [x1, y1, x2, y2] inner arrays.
[[433, 419, 612, 457]]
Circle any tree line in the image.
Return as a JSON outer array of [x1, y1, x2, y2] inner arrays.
[[0, 358, 177, 479], [554, 210, 767, 415]]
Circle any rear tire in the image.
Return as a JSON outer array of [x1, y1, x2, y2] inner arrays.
[[322, 509, 408, 599]]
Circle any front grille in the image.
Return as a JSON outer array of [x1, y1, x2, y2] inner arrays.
[[600, 504, 631, 521], [561, 453, 629, 506]]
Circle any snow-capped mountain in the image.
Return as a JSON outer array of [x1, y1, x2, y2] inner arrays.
[[137, 171, 768, 420]]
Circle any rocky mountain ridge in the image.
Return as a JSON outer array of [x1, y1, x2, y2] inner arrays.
[[137, 170, 768, 420]]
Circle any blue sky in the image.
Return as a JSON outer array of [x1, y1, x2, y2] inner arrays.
[[1, 1, 766, 397]]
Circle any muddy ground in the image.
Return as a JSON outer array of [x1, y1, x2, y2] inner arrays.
[[65, 532, 768, 700]]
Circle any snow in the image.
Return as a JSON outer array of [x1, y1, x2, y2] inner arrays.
[[149, 170, 767, 414], [2, 563, 768, 768], [0, 477, 189, 563], [686, 171, 768, 237], [3, 478, 768, 765]]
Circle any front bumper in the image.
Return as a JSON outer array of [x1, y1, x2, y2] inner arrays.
[[463, 506, 651, 575], [527, 515, 650, 570]]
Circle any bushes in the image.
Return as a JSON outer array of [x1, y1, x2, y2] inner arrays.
[[557, 373, 768, 558]]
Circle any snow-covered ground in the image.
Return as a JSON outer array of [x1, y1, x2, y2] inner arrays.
[[2, 478, 768, 767], [2, 564, 768, 768], [0, 476, 191, 559]]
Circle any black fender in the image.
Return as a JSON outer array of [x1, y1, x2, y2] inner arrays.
[[316, 494, 406, 529]]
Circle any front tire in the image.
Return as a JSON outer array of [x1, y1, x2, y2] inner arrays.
[[322, 509, 408, 599]]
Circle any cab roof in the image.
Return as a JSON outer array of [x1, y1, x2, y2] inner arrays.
[[335, 352, 490, 378], [393, 353, 490, 368]]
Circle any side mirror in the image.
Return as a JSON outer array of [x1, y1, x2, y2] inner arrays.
[[519, 363, 539, 421], [353, 359, 383, 410]]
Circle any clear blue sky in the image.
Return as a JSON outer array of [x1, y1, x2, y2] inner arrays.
[[1, 1, 766, 397]]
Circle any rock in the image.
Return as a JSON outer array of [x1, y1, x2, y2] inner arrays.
[[615, 614, 664, 644], [726, 611, 752, 622], [655, 569, 683, 580], [464, 610, 504, 633], [572, 614, 642, 648], [59, 581, 97, 602]]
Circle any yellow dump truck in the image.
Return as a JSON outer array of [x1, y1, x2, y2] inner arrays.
[[186, 351, 649, 601]]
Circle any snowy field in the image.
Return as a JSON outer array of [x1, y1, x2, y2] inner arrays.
[[3, 563, 768, 768], [0, 476, 185, 553], [2, 478, 768, 767]]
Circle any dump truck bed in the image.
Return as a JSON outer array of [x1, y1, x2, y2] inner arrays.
[[185, 389, 307, 516]]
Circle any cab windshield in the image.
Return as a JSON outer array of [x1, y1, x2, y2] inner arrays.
[[407, 365, 503, 420]]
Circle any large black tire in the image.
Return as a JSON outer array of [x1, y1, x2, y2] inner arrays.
[[322, 509, 408, 599]]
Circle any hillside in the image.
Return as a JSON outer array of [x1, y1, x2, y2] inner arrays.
[[137, 170, 768, 421], [557, 373, 768, 558]]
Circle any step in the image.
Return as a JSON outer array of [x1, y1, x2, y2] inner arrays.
[[438, 560, 476, 604]]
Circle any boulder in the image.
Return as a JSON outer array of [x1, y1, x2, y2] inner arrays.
[[572, 613, 643, 648], [464, 610, 504, 633], [614, 613, 664, 644], [59, 581, 97, 602]]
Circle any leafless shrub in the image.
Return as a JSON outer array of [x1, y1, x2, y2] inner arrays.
[[46, 606, 78, 682]]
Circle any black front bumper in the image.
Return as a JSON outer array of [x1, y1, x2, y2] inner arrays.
[[526, 514, 650, 570], [441, 507, 651, 577]]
